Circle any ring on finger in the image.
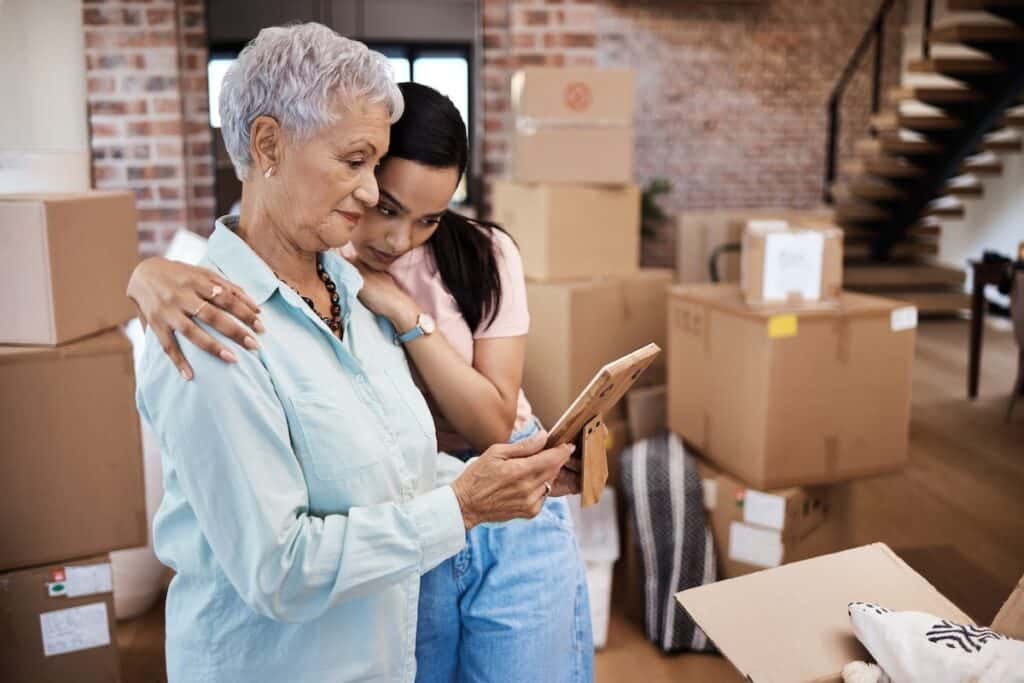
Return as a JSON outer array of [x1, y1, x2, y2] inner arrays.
[[543, 481, 552, 497], [192, 300, 210, 318], [210, 284, 223, 300]]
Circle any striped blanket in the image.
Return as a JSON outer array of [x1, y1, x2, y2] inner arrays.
[[620, 432, 718, 653]]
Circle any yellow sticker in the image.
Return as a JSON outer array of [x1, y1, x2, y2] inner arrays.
[[768, 314, 798, 339]]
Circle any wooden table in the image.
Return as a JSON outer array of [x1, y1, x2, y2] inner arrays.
[[968, 259, 1011, 399]]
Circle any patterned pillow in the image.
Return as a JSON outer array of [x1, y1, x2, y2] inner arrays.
[[846, 602, 1024, 683]]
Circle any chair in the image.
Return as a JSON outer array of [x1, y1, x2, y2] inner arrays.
[[1008, 269, 1024, 422]]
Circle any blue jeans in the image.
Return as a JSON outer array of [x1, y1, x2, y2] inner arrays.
[[416, 419, 594, 683]]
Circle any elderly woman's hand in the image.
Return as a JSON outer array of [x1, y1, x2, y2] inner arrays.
[[127, 257, 263, 380], [451, 431, 576, 530]]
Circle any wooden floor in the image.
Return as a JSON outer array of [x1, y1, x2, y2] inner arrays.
[[116, 319, 1024, 682]]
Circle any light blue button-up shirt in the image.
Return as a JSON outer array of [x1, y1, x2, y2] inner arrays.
[[137, 218, 467, 683]]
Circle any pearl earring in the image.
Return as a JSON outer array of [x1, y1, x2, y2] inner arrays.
[[263, 167, 275, 179]]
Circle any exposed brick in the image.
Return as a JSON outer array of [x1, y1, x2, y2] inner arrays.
[[523, 10, 549, 26], [146, 9, 175, 26], [84, 0, 215, 256], [87, 76, 116, 94]]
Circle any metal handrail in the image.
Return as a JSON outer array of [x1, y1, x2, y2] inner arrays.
[[823, 0, 900, 204]]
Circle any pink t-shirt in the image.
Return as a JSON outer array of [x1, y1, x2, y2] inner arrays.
[[341, 230, 534, 454]]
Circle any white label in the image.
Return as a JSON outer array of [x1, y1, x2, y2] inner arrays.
[[891, 306, 918, 332], [728, 522, 784, 568], [743, 491, 787, 531], [39, 603, 111, 657], [702, 479, 718, 511], [65, 563, 113, 598], [762, 231, 825, 302]]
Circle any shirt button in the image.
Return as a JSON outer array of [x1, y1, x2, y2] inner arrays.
[[357, 375, 368, 385]]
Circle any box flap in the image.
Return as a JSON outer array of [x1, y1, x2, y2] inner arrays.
[[992, 573, 1024, 639], [0, 328, 130, 364], [676, 544, 972, 683], [0, 190, 132, 205], [670, 284, 908, 320]]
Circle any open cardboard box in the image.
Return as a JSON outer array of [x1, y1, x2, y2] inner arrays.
[[676, 543, 1024, 683]]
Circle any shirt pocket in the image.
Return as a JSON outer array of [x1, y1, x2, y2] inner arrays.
[[289, 392, 382, 481], [382, 367, 437, 442]]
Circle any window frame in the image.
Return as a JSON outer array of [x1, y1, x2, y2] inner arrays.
[[366, 41, 475, 207]]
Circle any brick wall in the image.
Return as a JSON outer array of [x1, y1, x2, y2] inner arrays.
[[83, 0, 215, 257], [480, 0, 906, 255]]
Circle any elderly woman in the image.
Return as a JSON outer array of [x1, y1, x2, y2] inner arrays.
[[137, 24, 572, 683]]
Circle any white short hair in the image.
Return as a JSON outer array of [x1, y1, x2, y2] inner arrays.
[[219, 23, 404, 180]]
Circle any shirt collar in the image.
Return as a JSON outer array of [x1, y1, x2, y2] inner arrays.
[[207, 216, 365, 322]]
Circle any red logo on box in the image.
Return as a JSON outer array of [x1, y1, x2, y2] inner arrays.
[[564, 82, 592, 112], [51, 569, 66, 582]]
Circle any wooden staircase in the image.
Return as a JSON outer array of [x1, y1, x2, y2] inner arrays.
[[830, 0, 1024, 314]]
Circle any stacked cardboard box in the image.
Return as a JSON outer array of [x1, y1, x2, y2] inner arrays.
[[667, 219, 917, 579], [494, 67, 670, 432], [0, 192, 147, 682], [496, 68, 675, 638]]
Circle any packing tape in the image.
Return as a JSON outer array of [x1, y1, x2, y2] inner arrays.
[[515, 117, 631, 135]]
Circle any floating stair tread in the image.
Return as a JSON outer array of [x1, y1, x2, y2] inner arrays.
[[835, 200, 893, 222], [888, 85, 986, 104], [843, 263, 966, 289], [982, 129, 1023, 150], [947, 0, 1024, 10], [945, 175, 985, 196], [848, 155, 929, 178], [928, 196, 967, 218], [832, 178, 908, 201], [962, 152, 1004, 174], [841, 223, 942, 241], [845, 242, 941, 259], [871, 110, 964, 131], [906, 56, 1007, 75], [930, 23, 1024, 44]]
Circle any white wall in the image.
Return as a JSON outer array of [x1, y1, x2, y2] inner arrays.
[[0, 0, 91, 192], [901, 0, 1024, 288]]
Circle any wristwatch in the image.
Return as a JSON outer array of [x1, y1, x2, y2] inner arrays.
[[395, 312, 436, 345]]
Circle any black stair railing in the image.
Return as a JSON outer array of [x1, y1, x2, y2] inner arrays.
[[823, 0, 900, 205]]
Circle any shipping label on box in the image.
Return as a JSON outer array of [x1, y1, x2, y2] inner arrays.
[[0, 556, 120, 683], [741, 222, 844, 308]]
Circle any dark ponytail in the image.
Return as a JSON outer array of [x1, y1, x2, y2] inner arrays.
[[389, 82, 509, 332]]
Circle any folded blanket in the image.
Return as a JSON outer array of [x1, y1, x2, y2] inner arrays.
[[620, 432, 718, 653]]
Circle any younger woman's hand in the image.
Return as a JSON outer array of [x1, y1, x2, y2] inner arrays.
[[346, 256, 421, 333], [127, 257, 263, 380]]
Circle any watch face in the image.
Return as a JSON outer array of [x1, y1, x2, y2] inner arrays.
[[419, 313, 436, 335]]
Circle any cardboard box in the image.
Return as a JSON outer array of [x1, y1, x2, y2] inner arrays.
[[0, 192, 139, 345], [0, 555, 121, 683], [741, 221, 844, 308], [675, 209, 835, 285], [668, 285, 916, 489], [625, 384, 666, 443], [510, 67, 634, 184], [492, 181, 640, 280], [697, 460, 846, 579], [0, 330, 147, 572], [677, 543, 1024, 683], [524, 270, 672, 428]]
